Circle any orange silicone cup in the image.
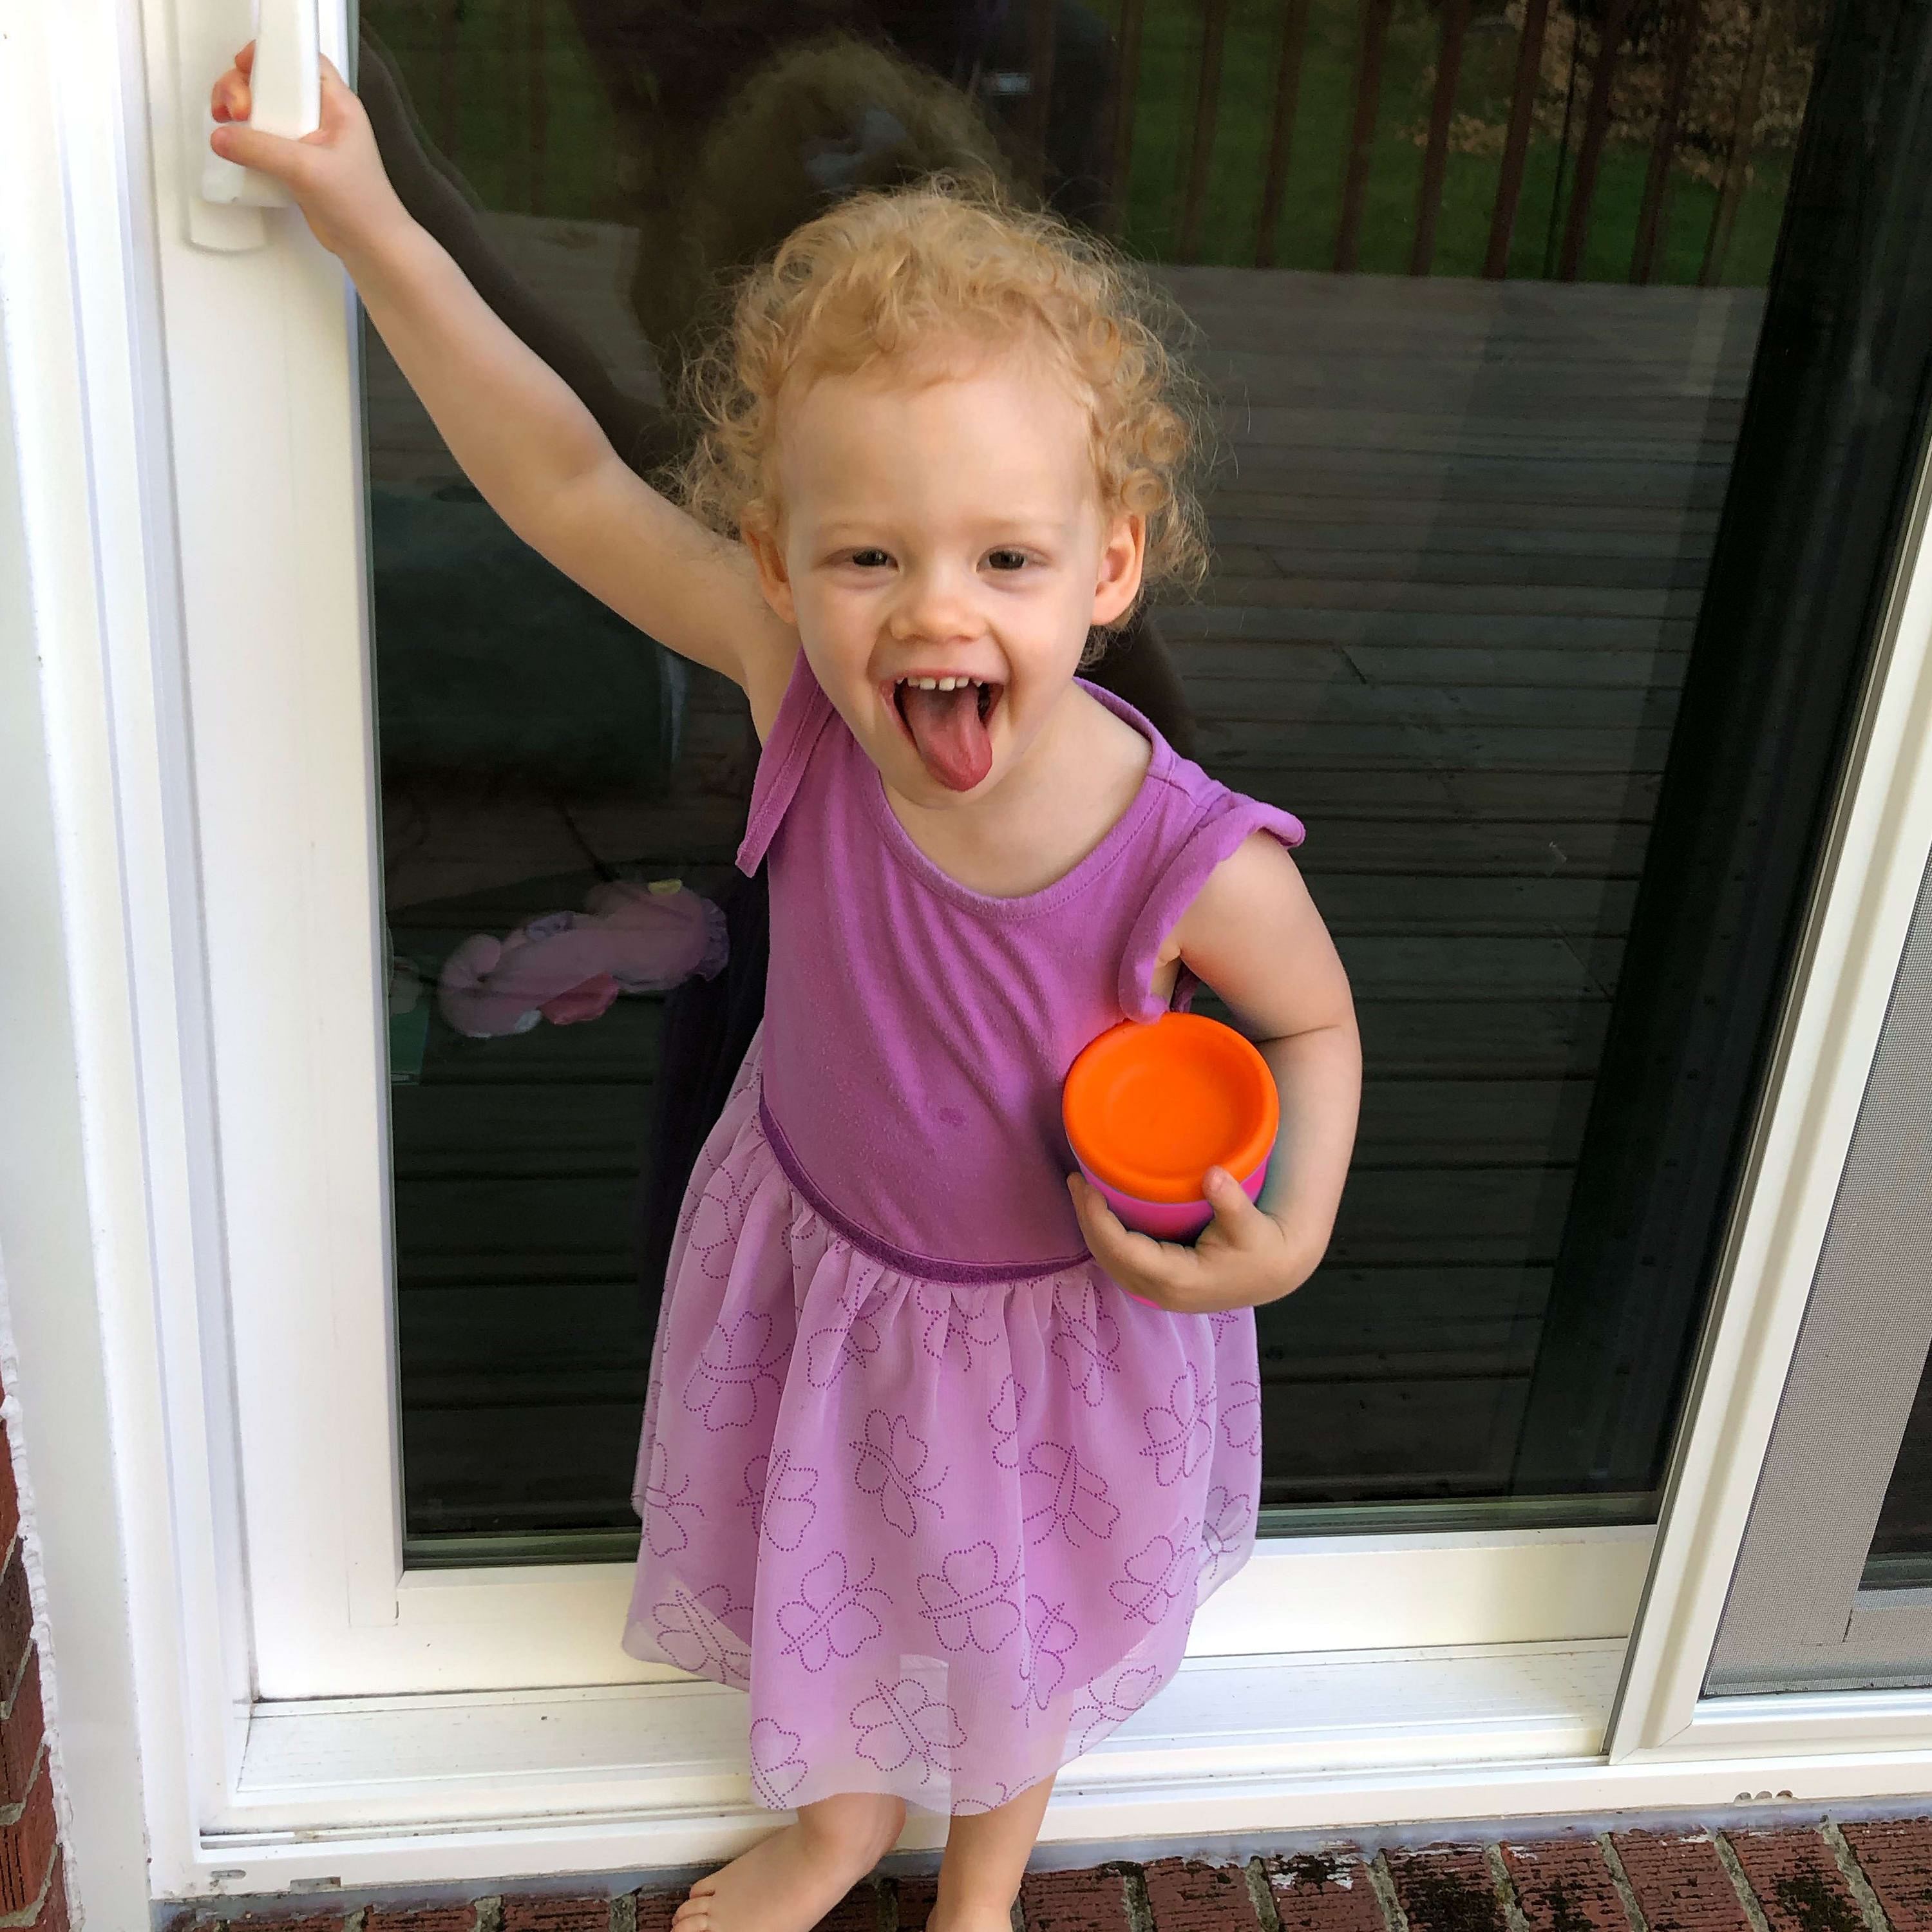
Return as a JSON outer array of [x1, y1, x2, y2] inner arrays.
[[1062, 1013, 1280, 1224]]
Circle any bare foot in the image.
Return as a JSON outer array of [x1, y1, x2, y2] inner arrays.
[[672, 1792, 905, 1932]]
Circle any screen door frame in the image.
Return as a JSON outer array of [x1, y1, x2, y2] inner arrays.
[[1702, 837, 1932, 1695], [1605, 433, 1932, 1761], [132, 0, 1669, 1709]]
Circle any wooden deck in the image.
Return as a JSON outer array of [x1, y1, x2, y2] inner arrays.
[[370, 218, 1765, 1543]]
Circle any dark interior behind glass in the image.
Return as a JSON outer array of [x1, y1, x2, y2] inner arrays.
[[350, 0, 1911, 1564]]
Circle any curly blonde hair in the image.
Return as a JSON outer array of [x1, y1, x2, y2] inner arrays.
[[676, 180, 1210, 607]]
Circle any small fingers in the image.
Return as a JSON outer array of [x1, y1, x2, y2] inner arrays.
[[1066, 1175, 1191, 1307], [1066, 1173, 1137, 1264], [214, 49, 351, 133], [207, 118, 310, 182], [211, 68, 250, 121], [1202, 1164, 1269, 1242]]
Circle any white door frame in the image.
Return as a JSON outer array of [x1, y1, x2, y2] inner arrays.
[[12, 0, 1932, 1911], [135, 0, 1663, 1702], [1607, 440, 1932, 1765]]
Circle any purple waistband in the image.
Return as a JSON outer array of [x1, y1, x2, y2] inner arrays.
[[755, 1095, 1093, 1287]]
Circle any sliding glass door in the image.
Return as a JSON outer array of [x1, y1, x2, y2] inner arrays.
[[344, 0, 1931, 1571]]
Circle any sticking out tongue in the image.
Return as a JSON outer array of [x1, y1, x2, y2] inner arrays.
[[901, 683, 994, 792]]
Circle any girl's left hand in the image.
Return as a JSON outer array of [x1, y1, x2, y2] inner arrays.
[[1066, 1168, 1323, 1314]]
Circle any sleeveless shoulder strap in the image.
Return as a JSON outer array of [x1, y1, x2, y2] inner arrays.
[[1117, 771, 1307, 1021], [736, 652, 837, 875]]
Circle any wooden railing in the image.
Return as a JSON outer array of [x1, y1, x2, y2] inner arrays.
[[1097, 0, 1788, 283], [402, 0, 1787, 287]]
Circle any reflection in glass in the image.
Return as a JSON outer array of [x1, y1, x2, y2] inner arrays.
[[354, 0, 1855, 1561]]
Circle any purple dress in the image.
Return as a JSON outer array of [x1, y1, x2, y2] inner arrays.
[[625, 656, 1305, 1815]]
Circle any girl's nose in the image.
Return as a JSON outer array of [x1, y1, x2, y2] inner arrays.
[[889, 565, 978, 644]]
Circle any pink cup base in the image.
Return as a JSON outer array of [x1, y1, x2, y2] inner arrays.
[[1077, 1157, 1269, 1245]]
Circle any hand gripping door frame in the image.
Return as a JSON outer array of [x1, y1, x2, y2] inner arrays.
[[184, 0, 321, 249]]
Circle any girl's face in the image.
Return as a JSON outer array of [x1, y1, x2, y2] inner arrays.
[[748, 346, 1146, 802]]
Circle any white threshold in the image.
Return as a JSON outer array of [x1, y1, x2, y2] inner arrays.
[[182, 1637, 1932, 1900]]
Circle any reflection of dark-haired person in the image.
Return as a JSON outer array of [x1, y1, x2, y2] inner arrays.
[[355, 24, 1191, 740], [875, 0, 1118, 223], [354, 21, 1197, 1300], [550, 1, 1117, 228]]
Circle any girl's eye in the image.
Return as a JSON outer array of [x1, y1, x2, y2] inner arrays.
[[849, 549, 892, 569], [985, 549, 1029, 573]]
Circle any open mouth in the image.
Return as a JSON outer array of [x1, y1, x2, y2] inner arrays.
[[887, 674, 1003, 793]]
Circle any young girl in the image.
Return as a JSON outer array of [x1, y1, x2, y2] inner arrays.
[[212, 48, 1360, 1932]]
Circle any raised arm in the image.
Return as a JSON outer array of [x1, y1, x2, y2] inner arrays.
[[211, 46, 796, 720]]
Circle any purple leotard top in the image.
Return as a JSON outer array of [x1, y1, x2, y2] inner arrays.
[[738, 654, 1307, 1278]]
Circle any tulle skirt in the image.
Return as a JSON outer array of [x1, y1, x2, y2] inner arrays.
[[625, 1040, 1260, 1815]]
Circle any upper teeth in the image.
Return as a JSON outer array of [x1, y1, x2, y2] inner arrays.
[[900, 676, 982, 690]]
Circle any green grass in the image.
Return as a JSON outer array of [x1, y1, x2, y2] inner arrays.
[[362, 0, 626, 223], [1114, 0, 1788, 283], [364, 0, 1790, 287]]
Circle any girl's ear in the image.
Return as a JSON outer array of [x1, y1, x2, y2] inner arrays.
[[1092, 513, 1147, 629], [745, 525, 798, 625]]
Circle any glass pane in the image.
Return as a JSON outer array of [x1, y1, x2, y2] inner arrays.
[[1865, 1346, 1932, 1589], [353, 0, 1893, 1563]]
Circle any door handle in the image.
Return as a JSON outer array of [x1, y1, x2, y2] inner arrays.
[[189, 0, 321, 251]]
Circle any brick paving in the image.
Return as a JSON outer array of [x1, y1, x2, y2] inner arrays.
[[500, 1900, 614, 1932], [1142, 1856, 1269, 1932], [1728, 1832, 1868, 1932], [1019, 1866, 1137, 1932], [214, 1919, 361, 1932], [363, 1907, 484, 1932], [156, 1814, 1932, 1932], [1612, 1834, 1755, 1932], [0, 1363, 66, 1932], [1268, 1849, 1385, 1932], [1843, 1823, 1932, 1932], [1389, 1846, 1508, 1932], [630, 1894, 678, 1932], [1503, 1835, 1633, 1932], [892, 1875, 940, 1932]]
